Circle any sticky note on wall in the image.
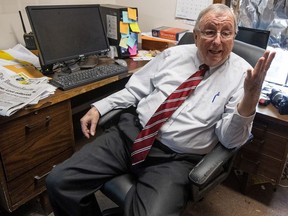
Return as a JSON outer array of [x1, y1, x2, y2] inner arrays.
[[128, 8, 137, 20], [120, 21, 129, 34], [129, 23, 141, 33], [118, 7, 140, 56], [122, 11, 134, 23]]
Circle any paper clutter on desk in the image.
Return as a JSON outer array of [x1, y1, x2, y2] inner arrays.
[[0, 63, 56, 117], [131, 50, 161, 61], [0, 44, 40, 68]]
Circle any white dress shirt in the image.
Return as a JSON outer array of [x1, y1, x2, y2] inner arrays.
[[93, 44, 255, 154]]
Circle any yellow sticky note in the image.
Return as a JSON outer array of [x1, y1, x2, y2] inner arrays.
[[128, 8, 137, 20], [129, 22, 141, 33], [119, 37, 128, 49], [120, 21, 129, 34]]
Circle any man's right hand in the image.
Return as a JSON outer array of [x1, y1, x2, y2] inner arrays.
[[80, 106, 100, 139]]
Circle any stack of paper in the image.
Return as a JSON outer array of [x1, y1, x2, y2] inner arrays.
[[0, 44, 56, 117], [265, 47, 288, 86]]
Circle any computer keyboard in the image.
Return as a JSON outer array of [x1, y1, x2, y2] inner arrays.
[[50, 63, 128, 90]]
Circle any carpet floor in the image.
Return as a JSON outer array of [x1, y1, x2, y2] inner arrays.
[[1, 170, 287, 216]]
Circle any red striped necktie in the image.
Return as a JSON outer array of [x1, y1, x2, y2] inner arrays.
[[131, 64, 209, 165]]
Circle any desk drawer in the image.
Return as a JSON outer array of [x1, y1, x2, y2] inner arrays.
[[243, 132, 288, 160], [0, 101, 75, 181], [235, 148, 284, 183], [6, 148, 73, 209]]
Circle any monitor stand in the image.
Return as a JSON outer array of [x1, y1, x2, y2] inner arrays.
[[42, 55, 99, 76], [79, 55, 99, 69]]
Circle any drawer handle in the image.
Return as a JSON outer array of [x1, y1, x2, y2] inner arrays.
[[34, 165, 56, 185], [240, 155, 260, 166], [25, 116, 52, 134]]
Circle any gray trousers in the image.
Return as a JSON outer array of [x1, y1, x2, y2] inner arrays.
[[46, 113, 201, 216]]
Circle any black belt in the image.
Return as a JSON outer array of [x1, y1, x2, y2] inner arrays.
[[152, 139, 204, 163]]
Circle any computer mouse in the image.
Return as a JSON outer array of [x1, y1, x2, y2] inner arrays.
[[114, 59, 128, 67]]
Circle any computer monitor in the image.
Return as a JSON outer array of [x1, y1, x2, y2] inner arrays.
[[235, 26, 270, 49], [26, 4, 110, 74]]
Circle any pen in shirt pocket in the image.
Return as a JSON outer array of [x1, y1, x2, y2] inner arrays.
[[212, 92, 220, 103]]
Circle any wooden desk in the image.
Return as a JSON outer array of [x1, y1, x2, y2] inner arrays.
[[0, 59, 146, 213], [235, 104, 288, 191]]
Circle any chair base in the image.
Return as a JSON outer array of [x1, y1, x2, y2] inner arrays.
[[102, 207, 123, 216]]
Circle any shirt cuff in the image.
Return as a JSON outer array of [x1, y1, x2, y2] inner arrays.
[[234, 107, 255, 124], [91, 99, 112, 116]]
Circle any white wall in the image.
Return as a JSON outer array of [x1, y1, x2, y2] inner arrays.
[[0, 0, 115, 49], [0, 0, 194, 50]]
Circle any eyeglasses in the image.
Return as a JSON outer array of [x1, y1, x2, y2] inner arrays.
[[200, 30, 235, 40]]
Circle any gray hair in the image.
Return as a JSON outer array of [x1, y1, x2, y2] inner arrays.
[[194, 4, 238, 33]]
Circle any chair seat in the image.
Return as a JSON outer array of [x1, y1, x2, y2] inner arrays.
[[101, 174, 135, 208], [102, 207, 123, 216]]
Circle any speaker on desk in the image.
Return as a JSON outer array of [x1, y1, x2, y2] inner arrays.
[[100, 4, 139, 59]]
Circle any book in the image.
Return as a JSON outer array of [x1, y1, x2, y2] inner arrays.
[[152, 26, 189, 41]]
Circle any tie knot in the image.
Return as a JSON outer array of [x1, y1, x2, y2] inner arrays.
[[199, 64, 209, 72]]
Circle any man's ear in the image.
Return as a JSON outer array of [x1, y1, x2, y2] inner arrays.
[[193, 31, 198, 46]]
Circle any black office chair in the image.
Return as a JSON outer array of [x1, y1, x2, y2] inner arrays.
[[98, 32, 263, 216]]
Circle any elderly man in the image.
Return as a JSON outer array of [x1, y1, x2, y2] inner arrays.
[[46, 3, 275, 216]]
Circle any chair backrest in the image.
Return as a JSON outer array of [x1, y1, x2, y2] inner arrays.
[[178, 32, 194, 45], [232, 40, 265, 67], [178, 32, 265, 67]]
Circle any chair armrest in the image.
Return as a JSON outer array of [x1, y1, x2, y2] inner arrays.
[[98, 106, 137, 129], [189, 135, 253, 187], [189, 144, 238, 187], [98, 109, 123, 128]]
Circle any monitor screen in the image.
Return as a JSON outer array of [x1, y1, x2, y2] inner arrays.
[[26, 4, 110, 69], [235, 26, 270, 49]]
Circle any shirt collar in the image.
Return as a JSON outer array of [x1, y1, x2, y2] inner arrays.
[[195, 50, 230, 76]]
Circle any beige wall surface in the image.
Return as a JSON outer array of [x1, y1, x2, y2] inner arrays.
[[0, 0, 115, 49], [0, 0, 194, 49]]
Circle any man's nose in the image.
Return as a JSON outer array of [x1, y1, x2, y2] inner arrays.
[[213, 32, 222, 44]]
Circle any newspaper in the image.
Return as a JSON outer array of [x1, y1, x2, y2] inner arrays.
[[0, 66, 55, 117], [0, 44, 56, 117]]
